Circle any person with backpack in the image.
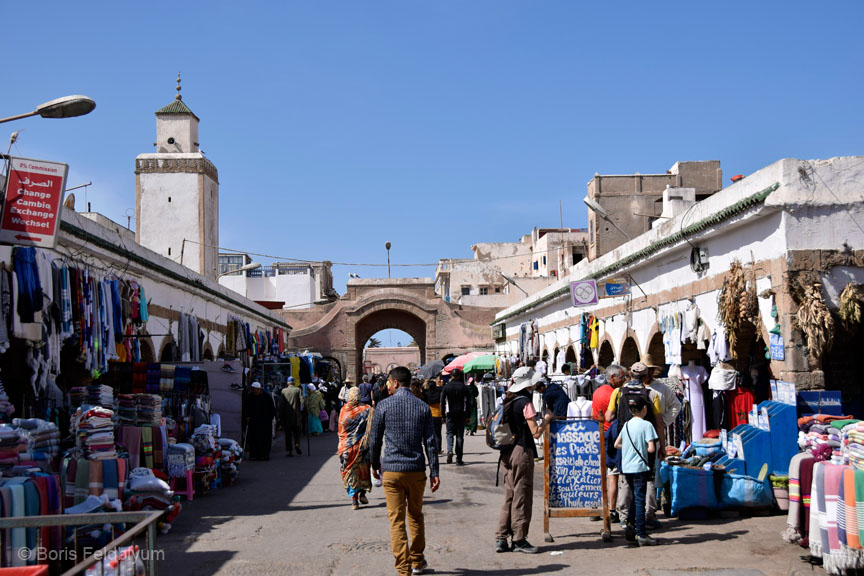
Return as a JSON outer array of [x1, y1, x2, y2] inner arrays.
[[495, 367, 551, 555], [604, 362, 666, 533], [613, 395, 658, 546]]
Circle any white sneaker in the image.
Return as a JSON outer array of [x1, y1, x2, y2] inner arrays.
[[411, 559, 428, 574]]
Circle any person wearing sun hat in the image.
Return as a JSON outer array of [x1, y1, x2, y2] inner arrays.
[[495, 367, 551, 555]]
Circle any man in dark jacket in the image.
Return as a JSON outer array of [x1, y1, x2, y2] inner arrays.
[[358, 374, 374, 406], [535, 379, 570, 418], [441, 369, 468, 465]]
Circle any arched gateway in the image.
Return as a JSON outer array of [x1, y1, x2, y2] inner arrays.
[[281, 278, 499, 382]]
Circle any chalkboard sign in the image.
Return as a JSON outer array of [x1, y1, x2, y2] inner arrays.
[[548, 419, 603, 508], [543, 418, 610, 542]]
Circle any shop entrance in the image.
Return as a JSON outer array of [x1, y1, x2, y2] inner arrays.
[[620, 336, 640, 368], [824, 321, 864, 411], [598, 340, 614, 368]]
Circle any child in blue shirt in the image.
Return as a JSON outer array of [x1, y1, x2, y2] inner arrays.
[[614, 396, 658, 546]]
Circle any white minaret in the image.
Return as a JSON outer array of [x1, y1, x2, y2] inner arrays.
[[135, 74, 219, 280]]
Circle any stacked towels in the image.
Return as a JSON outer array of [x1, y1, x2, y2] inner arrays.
[[136, 395, 162, 426], [13, 418, 60, 459], [847, 422, 864, 471], [0, 425, 21, 465], [86, 384, 114, 407], [69, 387, 86, 408], [117, 394, 137, 425], [160, 365, 176, 393], [72, 407, 117, 460]]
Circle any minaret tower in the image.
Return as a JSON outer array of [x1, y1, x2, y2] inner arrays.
[[135, 74, 219, 280]]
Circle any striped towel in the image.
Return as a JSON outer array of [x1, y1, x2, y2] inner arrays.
[[88, 459, 104, 497], [160, 364, 176, 393], [103, 459, 119, 500], [142, 426, 154, 469], [74, 459, 90, 505]]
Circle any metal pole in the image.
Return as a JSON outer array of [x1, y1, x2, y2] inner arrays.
[[0, 110, 38, 124]]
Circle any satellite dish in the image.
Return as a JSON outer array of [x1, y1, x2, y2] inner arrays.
[[690, 246, 709, 273]]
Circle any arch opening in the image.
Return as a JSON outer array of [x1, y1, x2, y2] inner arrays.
[[355, 309, 427, 382], [620, 336, 640, 370]]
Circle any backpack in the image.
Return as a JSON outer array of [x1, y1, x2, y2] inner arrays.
[[485, 400, 515, 451], [615, 383, 655, 429]]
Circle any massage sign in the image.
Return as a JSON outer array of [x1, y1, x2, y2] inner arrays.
[[0, 156, 68, 248], [543, 418, 612, 543]]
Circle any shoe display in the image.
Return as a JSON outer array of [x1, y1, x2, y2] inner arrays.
[[411, 559, 428, 574], [637, 535, 658, 546], [495, 539, 510, 553], [358, 492, 369, 505], [510, 539, 539, 554]]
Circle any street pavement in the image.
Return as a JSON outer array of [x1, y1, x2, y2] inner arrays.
[[157, 369, 810, 575]]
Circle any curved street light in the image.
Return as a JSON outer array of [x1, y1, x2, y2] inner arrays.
[[0, 95, 96, 124], [217, 261, 262, 279]]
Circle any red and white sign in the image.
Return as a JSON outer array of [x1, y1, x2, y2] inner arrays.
[[0, 156, 67, 248]]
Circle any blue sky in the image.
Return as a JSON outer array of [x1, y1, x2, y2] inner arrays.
[[1, 2, 862, 347]]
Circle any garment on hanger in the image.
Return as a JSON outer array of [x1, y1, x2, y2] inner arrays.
[[707, 326, 732, 366], [588, 316, 599, 349], [661, 313, 682, 365], [681, 363, 708, 442], [683, 305, 700, 343]]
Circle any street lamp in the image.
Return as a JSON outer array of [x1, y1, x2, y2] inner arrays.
[[385, 241, 391, 279], [583, 196, 632, 241], [0, 95, 96, 124], [217, 261, 262, 279]]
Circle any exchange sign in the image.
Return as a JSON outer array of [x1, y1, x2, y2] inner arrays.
[[0, 156, 67, 248]]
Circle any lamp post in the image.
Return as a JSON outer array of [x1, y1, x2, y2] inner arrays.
[[0, 95, 96, 125], [385, 241, 391, 279], [217, 261, 262, 279], [583, 196, 632, 241]]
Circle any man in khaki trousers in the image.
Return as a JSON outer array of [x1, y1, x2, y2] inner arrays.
[[371, 366, 440, 576]]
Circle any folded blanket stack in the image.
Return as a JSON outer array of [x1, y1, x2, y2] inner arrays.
[[69, 387, 86, 409], [0, 424, 21, 465], [117, 394, 138, 425], [73, 407, 117, 460], [13, 418, 60, 460], [136, 395, 162, 426], [86, 384, 114, 408]]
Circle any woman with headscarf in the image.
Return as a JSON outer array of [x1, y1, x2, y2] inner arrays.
[[306, 383, 325, 436], [338, 387, 373, 510], [466, 376, 480, 435]]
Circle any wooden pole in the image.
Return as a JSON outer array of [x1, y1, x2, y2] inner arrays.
[[544, 419, 552, 542]]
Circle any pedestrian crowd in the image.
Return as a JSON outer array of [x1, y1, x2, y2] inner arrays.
[[243, 355, 680, 575]]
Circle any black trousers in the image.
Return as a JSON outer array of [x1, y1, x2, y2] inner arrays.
[[446, 414, 466, 461], [433, 417, 443, 452], [284, 423, 302, 453]]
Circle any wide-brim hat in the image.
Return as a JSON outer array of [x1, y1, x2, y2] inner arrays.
[[640, 353, 664, 373], [508, 367, 543, 393], [343, 377, 353, 384]]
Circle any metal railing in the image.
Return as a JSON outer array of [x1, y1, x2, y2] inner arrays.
[[0, 510, 162, 576]]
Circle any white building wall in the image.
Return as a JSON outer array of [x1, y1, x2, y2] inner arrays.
[[220, 272, 318, 310], [138, 171, 201, 268], [156, 116, 199, 154]]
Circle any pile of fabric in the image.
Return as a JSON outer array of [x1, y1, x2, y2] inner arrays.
[[14, 418, 60, 460], [117, 394, 138, 425], [72, 407, 117, 460], [190, 424, 218, 454], [123, 467, 181, 534], [160, 364, 176, 393], [136, 394, 162, 426], [86, 384, 114, 407], [847, 422, 864, 470], [69, 386, 86, 409], [167, 443, 195, 479], [218, 438, 243, 486], [0, 425, 21, 466]]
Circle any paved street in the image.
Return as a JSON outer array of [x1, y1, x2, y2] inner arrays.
[[157, 370, 809, 576]]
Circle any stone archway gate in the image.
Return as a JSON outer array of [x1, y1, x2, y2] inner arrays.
[[281, 279, 499, 382]]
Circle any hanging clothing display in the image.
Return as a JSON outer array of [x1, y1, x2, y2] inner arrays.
[[680, 363, 708, 442], [708, 325, 732, 366]]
